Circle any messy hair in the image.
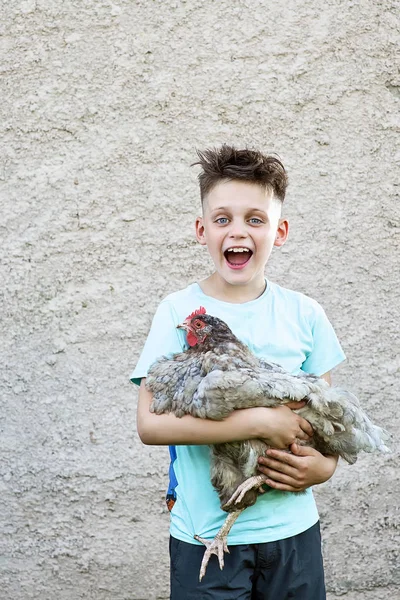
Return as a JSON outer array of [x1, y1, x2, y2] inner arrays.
[[193, 144, 288, 203]]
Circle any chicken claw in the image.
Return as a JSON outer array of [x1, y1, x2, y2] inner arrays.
[[194, 510, 243, 581], [224, 474, 269, 508], [194, 534, 229, 581]]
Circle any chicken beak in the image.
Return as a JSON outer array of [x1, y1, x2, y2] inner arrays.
[[177, 322, 188, 331]]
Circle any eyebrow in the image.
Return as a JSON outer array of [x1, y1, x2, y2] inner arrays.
[[209, 206, 228, 213], [210, 206, 266, 214], [210, 207, 268, 215]]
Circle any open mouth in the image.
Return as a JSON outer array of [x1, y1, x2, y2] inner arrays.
[[224, 247, 253, 268]]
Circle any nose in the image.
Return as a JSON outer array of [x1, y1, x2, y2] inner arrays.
[[228, 219, 247, 239]]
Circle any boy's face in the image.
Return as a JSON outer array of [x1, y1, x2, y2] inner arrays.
[[195, 180, 288, 292]]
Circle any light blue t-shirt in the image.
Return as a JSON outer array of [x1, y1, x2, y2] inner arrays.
[[131, 280, 345, 545]]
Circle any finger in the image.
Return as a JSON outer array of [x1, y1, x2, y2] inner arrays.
[[290, 443, 319, 457], [296, 430, 311, 441], [261, 469, 303, 489], [263, 478, 306, 493], [258, 457, 297, 478], [259, 468, 294, 485], [263, 449, 303, 468], [286, 401, 306, 410], [299, 418, 313, 437]]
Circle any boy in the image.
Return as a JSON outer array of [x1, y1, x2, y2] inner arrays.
[[132, 145, 345, 599]]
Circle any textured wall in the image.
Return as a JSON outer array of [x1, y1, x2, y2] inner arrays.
[[1, 0, 399, 598]]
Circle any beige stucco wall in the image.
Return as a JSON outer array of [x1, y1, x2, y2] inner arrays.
[[1, 1, 399, 598]]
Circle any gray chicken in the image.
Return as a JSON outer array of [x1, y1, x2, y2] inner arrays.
[[146, 307, 389, 580]]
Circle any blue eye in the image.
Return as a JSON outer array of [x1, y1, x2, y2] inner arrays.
[[249, 218, 262, 224], [216, 217, 229, 224]]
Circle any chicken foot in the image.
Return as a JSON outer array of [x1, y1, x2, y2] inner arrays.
[[223, 474, 269, 509], [194, 509, 243, 581]]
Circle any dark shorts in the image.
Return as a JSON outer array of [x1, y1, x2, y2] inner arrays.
[[170, 521, 325, 600]]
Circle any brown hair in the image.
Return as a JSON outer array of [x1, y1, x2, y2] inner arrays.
[[193, 144, 288, 203]]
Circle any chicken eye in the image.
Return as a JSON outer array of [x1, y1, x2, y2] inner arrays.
[[193, 319, 204, 329]]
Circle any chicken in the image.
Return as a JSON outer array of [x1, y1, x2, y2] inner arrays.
[[146, 307, 389, 580]]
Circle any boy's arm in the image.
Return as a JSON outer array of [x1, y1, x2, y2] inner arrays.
[[137, 379, 314, 448], [257, 370, 338, 491]]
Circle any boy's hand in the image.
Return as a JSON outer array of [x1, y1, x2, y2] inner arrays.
[[253, 403, 313, 448], [257, 443, 338, 492]]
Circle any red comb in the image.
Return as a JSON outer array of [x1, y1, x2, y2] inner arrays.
[[185, 306, 206, 320]]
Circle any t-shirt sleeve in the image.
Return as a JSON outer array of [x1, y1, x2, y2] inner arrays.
[[130, 300, 186, 386], [301, 302, 346, 376]]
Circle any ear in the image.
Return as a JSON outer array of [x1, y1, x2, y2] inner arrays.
[[274, 218, 289, 247], [195, 216, 207, 246]]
